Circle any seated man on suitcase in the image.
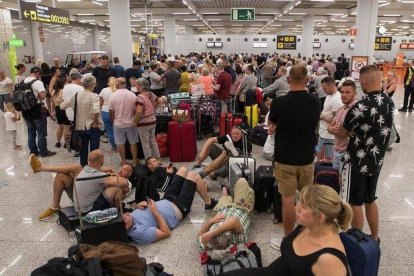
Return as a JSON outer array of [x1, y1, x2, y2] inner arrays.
[[196, 178, 255, 251], [194, 126, 245, 179], [123, 168, 217, 245], [30, 150, 133, 220]]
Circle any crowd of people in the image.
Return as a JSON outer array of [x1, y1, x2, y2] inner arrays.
[[0, 50, 408, 274]]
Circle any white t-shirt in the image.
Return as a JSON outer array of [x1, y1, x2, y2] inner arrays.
[[150, 71, 163, 90], [0, 77, 12, 95], [4, 111, 16, 131], [62, 83, 83, 121], [263, 134, 274, 156], [24, 77, 45, 103], [319, 91, 343, 139], [99, 87, 113, 112], [15, 75, 25, 84], [306, 65, 313, 76]]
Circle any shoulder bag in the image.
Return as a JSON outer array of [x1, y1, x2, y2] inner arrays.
[[66, 93, 82, 152]]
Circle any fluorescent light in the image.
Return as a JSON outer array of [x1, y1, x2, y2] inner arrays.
[[383, 14, 401, 17], [57, 0, 81, 2], [202, 13, 220, 15], [92, 1, 103, 6], [310, 0, 334, 2], [207, 19, 222, 21], [327, 13, 345, 16], [183, 19, 198, 21], [172, 12, 191, 15], [379, 2, 390, 7], [289, 13, 307, 15]]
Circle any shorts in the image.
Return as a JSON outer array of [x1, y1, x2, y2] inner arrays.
[[113, 126, 139, 145], [341, 163, 379, 205], [274, 162, 314, 197], [191, 166, 206, 179], [163, 175, 196, 218], [84, 193, 112, 214], [316, 137, 334, 159], [55, 106, 71, 125], [65, 182, 74, 201], [214, 178, 255, 212]]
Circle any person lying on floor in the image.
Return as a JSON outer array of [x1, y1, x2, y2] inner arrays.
[[194, 126, 244, 179], [196, 178, 255, 252], [30, 149, 133, 220], [123, 168, 217, 245], [220, 184, 353, 276]]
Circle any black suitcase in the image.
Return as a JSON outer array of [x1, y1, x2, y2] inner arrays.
[[57, 206, 80, 236], [314, 161, 340, 194], [254, 166, 274, 213], [125, 139, 145, 160], [156, 113, 171, 134], [75, 213, 128, 246]]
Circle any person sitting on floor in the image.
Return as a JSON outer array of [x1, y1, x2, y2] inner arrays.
[[124, 169, 217, 245], [194, 126, 244, 179], [196, 178, 255, 252], [30, 149, 133, 220], [221, 184, 353, 276]]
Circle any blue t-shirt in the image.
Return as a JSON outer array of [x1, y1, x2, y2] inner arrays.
[[127, 199, 179, 245]]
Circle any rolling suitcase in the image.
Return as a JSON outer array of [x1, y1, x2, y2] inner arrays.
[[72, 174, 128, 246], [168, 120, 197, 162], [155, 112, 171, 134], [340, 229, 380, 276], [252, 125, 268, 146], [219, 113, 233, 136], [254, 166, 274, 213], [229, 130, 256, 193], [156, 132, 168, 157], [245, 104, 259, 128], [314, 161, 340, 194]]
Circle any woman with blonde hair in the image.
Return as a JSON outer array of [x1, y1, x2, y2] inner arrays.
[[99, 77, 117, 151], [199, 67, 214, 95], [383, 70, 397, 98], [223, 184, 353, 276]]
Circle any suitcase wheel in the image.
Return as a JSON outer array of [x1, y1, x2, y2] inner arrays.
[[68, 230, 75, 237]]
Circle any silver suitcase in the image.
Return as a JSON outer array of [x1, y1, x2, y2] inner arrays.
[[228, 130, 256, 194]]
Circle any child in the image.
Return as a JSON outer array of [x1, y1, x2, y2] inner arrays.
[[4, 102, 22, 150]]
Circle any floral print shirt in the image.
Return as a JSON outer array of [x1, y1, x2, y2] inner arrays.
[[342, 92, 394, 175]]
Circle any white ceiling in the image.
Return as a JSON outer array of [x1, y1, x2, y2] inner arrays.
[[1, 0, 414, 36]]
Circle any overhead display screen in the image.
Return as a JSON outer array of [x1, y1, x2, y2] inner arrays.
[[206, 42, 223, 48], [374, 36, 392, 51], [206, 42, 215, 48], [313, 42, 321, 49], [253, 42, 268, 48], [277, 36, 296, 50]]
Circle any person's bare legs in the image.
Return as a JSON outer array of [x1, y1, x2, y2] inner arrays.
[[56, 124, 64, 144], [202, 150, 229, 177], [117, 144, 126, 165], [40, 163, 83, 175], [365, 201, 379, 241], [186, 171, 212, 205], [281, 195, 296, 236], [351, 205, 364, 230], [176, 167, 188, 177], [130, 143, 138, 165], [103, 186, 124, 209], [63, 125, 70, 145], [52, 173, 74, 209]]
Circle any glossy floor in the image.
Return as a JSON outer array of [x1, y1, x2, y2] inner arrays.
[[0, 88, 412, 275]]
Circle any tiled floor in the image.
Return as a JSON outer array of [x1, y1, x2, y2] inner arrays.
[[0, 86, 413, 275]]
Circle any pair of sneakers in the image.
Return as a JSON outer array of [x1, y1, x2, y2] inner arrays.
[[223, 140, 239, 157]]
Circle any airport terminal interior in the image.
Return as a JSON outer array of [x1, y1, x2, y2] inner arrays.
[[1, 0, 414, 275]]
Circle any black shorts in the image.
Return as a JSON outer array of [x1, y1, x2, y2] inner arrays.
[[151, 88, 165, 97], [343, 163, 380, 206], [55, 106, 71, 125], [88, 193, 111, 213], [163, 174, 196, 217]]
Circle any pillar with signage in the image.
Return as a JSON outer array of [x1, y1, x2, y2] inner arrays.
[[8, 36, 26, 82], [354, 0, 378, 63], [302, 15, 314, 59], [164, 16, 176, 56], [108, 0, 133, 68]]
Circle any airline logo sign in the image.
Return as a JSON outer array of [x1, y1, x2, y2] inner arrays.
[[20, 1, 70, 25]]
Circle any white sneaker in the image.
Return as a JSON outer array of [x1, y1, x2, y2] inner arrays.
[[224, 141, 238, 157], [270, 237, 283, 251]]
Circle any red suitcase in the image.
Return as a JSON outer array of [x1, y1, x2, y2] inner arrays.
[[168, 121, 197, 162], [219, 113, 233, 136], [156, 133, 168, 157]]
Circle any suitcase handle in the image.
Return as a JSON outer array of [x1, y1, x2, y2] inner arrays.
[[347, 228, 368, 242]]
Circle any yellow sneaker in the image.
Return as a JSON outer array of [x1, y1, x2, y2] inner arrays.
[[38, 207, 59, 221], [30, 154, 42, 173]]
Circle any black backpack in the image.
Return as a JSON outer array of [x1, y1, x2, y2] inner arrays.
[[13, 79, 38, 112]]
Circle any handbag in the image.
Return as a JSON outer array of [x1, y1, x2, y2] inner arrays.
[[66, 93, 82, 152]]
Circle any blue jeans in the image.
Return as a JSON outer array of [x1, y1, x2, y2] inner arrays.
[[26, 113, 48, 155], [333, 151, 344, 171], [0, 93, 11, 112], [101, 111, 116, 150], [78, 128, 101, 167]]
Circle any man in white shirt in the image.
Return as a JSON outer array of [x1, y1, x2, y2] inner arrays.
[[62, 72, 83, 122], [24, 66, 56, 157], [316, 76, 343, 161]]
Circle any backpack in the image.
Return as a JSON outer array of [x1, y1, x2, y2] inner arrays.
[[13, 79, 38, 112], [201, 243, 262, 276]]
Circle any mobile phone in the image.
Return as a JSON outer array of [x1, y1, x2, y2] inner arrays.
[[168, 162, 173, 168], [146, 196, 151, 202]]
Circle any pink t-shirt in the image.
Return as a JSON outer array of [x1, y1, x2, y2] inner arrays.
[[199, 75, 214, 95], [333, 100, 357, 152], [108, 89, 137, 128]]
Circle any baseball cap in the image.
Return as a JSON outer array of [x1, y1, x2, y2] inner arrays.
[[30, 66, 41, 73]]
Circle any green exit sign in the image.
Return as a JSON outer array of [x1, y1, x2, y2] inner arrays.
[[231, 8, 255, 21], [8, 39, 26, 47]]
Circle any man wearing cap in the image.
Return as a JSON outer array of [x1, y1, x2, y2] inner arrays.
[[24, 66, 56, 157]]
